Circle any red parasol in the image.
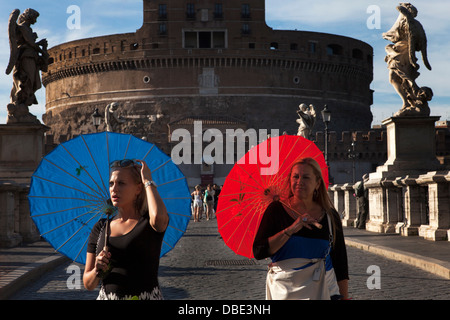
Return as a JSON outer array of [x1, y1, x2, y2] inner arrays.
[[216, 135, 328, 258]]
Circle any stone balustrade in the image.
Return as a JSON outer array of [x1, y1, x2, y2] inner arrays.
[[0, 182, 39, 247], [329, 170, 450, 241]]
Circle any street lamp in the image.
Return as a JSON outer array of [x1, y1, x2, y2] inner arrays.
[[348, 141, 358, 183], [321, 105, 331, 168], [92, 108, 102, 132]]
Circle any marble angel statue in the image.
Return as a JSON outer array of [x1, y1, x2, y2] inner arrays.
[[383, 3, 433, 116], [6, 8, 48, 124], [296, 103, 316, 139]]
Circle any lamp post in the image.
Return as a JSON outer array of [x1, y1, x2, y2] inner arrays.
[[92, 108, 102, 132], [348, 141, 357, 183], [321, 105, 331, 169]]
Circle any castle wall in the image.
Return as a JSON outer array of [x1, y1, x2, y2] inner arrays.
[[313, 129, 387, 184], [42, 0, 374, 146]]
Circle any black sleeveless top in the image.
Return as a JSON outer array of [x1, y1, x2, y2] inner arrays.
[[87, 215, 165, 299]]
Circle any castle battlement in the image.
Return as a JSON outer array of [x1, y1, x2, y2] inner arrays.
[[42, 0, 374, 146], [313, 129, 386, 161]]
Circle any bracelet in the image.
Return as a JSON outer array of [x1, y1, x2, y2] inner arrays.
[[144, 180, 157, 188], [283, 229, 291, 238]]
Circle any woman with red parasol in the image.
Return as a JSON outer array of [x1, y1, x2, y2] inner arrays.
[[253, 157, 349, 300]]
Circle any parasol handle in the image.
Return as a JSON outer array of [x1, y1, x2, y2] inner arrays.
[[103, 217, 110, 252], [97, 217, 111, 279]]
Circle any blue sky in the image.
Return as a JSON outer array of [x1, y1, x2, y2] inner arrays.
[[1, 0, 449, 125]]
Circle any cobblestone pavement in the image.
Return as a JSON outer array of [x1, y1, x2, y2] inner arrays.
[[9, 219, 450, 300]]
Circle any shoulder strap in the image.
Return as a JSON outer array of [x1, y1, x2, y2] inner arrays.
[[324, 213, 333, 259], [327, 213, 332, 237]]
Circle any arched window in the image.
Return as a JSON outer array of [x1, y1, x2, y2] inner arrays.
[[326, 44, 343, 56]]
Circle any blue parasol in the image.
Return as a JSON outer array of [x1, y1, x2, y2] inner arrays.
[[28, 132, 191, 264]]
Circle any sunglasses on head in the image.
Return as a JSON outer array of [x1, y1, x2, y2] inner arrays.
[[109, 159, 142, 168]]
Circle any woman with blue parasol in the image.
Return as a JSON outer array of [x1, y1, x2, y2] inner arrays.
[[83, 159, 169, 300], [29, 132, 191, 299]]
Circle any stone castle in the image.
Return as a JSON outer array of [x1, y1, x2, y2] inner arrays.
[[2, 2, 449, 247], [42, 0, 373, 142], [41, 0, 375, 186]]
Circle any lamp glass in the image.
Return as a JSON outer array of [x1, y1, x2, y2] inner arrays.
[[321, 107, 331, 123], [92, 109, 102, 126]]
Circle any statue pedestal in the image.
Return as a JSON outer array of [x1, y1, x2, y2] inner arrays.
[[0, 124, 49, 183], [374, 116, 441, 176], [365, 116, 442, 234], [0, 124, 48, 247]]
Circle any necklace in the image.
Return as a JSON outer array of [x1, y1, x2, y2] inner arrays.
[[286, 197, 325, 221]]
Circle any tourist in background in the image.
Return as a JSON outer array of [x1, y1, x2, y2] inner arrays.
[[204, 184, 215, 220], [355, 174, 369, 229], [213, 184, 221, 214], [191, 185, 203, 222]]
